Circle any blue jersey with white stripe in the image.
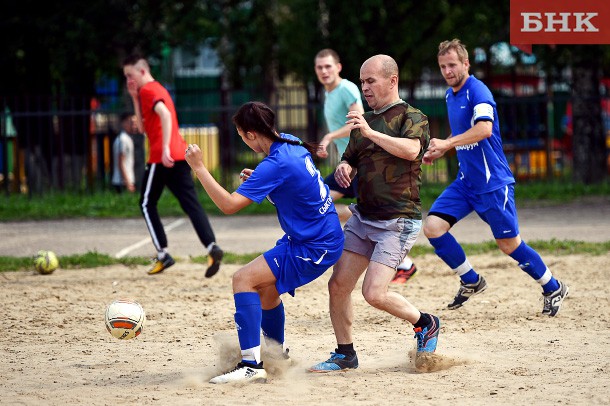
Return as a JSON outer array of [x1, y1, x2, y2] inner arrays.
[[445, 76, 514, 193], [236, 133, 343, 247]]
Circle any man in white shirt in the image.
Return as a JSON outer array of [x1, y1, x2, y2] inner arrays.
[[111, 112, 136, 193]]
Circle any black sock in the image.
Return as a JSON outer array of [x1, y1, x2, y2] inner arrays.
[[336, 343, 356, 356], [413, 312, 432, 329]]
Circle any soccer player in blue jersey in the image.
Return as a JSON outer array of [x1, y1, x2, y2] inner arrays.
[[184, 101, 344, 384], [423, 39, 569, 316]]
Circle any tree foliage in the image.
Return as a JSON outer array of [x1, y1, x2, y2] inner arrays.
[[0, 0, 221, 97], [0, 0, 557, 97], [1, 0, 608, 184]]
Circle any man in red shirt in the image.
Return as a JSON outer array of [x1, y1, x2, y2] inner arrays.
[[123, 55, 223, 276]]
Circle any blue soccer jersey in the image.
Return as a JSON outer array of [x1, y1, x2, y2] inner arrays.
[[236, 133, 343, 247], [445, 76, 514, 193]]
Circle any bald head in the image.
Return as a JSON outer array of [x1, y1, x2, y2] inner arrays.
[[362, 55, 399, 79], [359, 54, 400, 110]]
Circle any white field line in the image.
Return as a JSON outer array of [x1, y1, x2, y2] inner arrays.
[[114, 218, 186, 258]]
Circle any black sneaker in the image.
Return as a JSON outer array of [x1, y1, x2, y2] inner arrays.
[[542, 280, 569, 317], [148, 254, 175, 275], [308, 351, 358, 372], [447, 275, 488, 309], [205, 244, 223, 278]]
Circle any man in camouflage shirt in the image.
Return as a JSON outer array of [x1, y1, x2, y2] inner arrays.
[[341, 89, 428, 220], [310, 55, 441, 373]]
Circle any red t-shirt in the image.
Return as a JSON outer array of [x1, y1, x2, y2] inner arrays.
[[138, 81, 186, 164]]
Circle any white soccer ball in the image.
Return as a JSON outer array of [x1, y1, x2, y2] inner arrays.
[[104, 299, 146, 340], [34, 250, 59, 274]]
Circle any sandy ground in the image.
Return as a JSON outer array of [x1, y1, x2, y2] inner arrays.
[[1, 249, 609, 405]]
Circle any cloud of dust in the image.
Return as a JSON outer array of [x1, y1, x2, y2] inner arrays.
[[408, 349, 471, 373]]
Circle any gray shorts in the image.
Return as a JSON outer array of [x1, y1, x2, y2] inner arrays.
[[343, 204, 422, 269]]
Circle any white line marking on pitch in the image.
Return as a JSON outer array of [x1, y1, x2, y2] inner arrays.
[[114, 219, 186, 258]]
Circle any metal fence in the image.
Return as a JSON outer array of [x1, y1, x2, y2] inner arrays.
[[0, 86, 583, 197]]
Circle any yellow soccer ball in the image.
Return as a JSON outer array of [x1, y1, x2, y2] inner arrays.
[[34, 250, 59, 274]]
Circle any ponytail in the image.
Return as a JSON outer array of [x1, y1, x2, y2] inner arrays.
[[279, 137, 319, 156], [233, 101, 319, 155]]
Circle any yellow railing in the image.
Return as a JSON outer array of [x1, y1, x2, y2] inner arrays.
[[180, 125, 220, 171]]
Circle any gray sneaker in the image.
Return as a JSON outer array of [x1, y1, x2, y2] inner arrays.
[[542, 281, 569, 317], [448, 275, 488, 309]]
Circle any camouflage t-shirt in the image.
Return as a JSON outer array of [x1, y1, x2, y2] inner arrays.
[[341, 100, 430, 220]]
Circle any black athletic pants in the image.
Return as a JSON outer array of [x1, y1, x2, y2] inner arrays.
[[140, 160, 216, 253]]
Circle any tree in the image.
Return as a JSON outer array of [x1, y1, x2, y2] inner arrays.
[[0, 0, 220, 191], [1, 0, 607, 189], [535, 44, 609, 184], [570, 46, 606, 183]]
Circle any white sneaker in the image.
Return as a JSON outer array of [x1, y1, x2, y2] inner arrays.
[[209, 362, 268, 384]]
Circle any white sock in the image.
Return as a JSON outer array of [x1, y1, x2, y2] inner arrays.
[[206, 242, 216, 254], [400, 256, 413, 268], [158, 249, 169, 260], [241, 345, 261, 364]]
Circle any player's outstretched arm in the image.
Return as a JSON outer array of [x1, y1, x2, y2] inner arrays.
[[346, 110, 420, 160], [185, 144, 252, 214]]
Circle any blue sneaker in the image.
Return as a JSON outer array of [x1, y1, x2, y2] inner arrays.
[[413, 315, 440, 353], [308, 351, 358, 372]]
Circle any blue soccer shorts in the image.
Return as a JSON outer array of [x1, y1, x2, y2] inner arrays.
[[263, 235, 344, 297], [428, 181, 520, 239]]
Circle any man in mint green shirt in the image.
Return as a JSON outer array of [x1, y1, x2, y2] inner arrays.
[[315, 49, 363, 222]]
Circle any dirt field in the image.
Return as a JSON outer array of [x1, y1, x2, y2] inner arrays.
[[1, 249, 609, 405]]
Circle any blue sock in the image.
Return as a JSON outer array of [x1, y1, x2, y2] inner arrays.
[[234, 292, 262, 363], [509, 241, 559, 293], [261, 301, 285, 346], [429, 233, 479, 284]]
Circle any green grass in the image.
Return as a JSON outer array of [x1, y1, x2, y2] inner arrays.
[[0, 251, 262, 273], [0, 187, 276, 220], [2, 239, 608, 273], [1, 180, 608, 221], [0, 179, 608, 271], [409, 239, 610, 256]]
